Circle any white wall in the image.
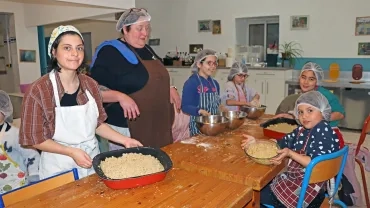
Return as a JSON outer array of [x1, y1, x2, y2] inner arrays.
[[140, 0, 370, 58], [44, 20, 119, 53], [0, 1, 40, 90]]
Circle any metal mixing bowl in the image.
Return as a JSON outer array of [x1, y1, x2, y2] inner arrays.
[[219, 111, 247, 130], [195, 115, 229, 136], [240, 105, 267, 119]]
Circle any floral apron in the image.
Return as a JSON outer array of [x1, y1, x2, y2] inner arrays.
[[270, 128, 324, 208], [0, 123, 25, 193]]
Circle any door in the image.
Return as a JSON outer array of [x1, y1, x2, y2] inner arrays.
[[264, 79, 286, 114], [248, 79, 265, 106]]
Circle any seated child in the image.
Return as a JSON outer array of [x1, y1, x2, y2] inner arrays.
[[241, 91, 340, 207], [0, 90, 40, 193], [222, 62, 260, 111]]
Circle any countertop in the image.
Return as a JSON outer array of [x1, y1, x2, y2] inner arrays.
[[286, 79, 370, 89]]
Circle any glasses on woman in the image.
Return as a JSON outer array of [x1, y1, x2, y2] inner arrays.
[[237, 74, 248, 78], [202, 61, 218, 67]]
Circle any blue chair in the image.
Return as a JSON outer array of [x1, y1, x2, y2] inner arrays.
[[0, 168, 79, 208], [263, 145, 349, 208]]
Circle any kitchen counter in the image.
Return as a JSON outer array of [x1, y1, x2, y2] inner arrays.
[[286, 79, 370, 89]]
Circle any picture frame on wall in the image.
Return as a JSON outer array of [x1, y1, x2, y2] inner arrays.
[[189, 44, 203, 54], [212, 20, 221, 34], [290, 15, 309, 30], [358, 42, 370, 55], [19, 49, 36, 63], [148, 38, 160, 46], [355, 16, 370, 36], [198, 20, 212, 32]]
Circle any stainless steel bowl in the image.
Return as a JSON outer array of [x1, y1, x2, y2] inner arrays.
[[195, 115, 229, 136], [219, 111, 247, 130], [240, 105, 267, 119]]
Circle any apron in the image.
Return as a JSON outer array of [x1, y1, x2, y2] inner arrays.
[[127, 46, 174, 148], [0, 123, 26, 193], [271, 128, 324, 208], [189, 74, 221, 136], [235, 83, 247, 111], [39, 70, 100, 179]]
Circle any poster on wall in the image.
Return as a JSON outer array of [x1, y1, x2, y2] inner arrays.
[[189, 44, 203, 54], [212, 20, 221, 34], [290, 15, 309, 30], [355, 16, 370, 36], [148, 38, 160, 46], [19, 49, 36, 63], [358, 42, 370, 55], [198, 20, 212, 32]]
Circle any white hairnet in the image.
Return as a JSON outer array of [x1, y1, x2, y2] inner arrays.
[[116, 8, 151, 31], [190, 49, 218, 73], [300, 62, 324, 84], [227, 62, 248, 81], [0, 90, 13, 123], [294, 91, 331, 121]]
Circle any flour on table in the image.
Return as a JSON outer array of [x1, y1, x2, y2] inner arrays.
[[180, 137, 199, 144]]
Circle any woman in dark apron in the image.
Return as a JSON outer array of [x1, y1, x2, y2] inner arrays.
[[90, 8, 180, 150], [242, 91, 340, 207]]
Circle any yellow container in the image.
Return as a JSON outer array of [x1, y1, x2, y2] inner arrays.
[[329, 63, 340, 80]]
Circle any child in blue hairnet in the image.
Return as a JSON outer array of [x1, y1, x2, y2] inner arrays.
[[242, 91, 340, 207], [0, 90, 40, 193]]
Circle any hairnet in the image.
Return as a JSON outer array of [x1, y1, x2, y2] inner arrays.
[[48, 25, 83, 58], [190, 49, 218, 73], [300, 62, 324, 84], [116, 8, 151, 31], [0, 90, 13, 123], [294, 91, 331, 121], [227, 62, 248, 81]]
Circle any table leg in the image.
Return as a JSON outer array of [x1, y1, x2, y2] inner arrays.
[[244, 190, 260, 208]]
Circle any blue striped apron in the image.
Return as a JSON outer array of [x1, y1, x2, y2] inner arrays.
[[189, 74, 221, 136]]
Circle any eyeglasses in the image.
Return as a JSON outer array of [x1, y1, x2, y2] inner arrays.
[[203, 61, 218, 67], [128, 8, 147, 13], [237, 74, 248, 78]]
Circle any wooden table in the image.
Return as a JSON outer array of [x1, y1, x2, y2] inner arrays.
[[9, 168, 252, 208], [162, 115, 284, 207]]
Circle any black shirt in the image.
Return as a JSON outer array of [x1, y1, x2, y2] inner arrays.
[[60, 86, 79, 106], [90, 39, 161, 128], [0, 122, 11, 132]]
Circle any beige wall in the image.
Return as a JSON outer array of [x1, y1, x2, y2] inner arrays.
[[44, 19, 120, 54]]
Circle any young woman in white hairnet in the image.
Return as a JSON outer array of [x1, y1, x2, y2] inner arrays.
[[0, 91, 40, 193], [182, 49, 226, 136], [275, 62, 345, 148], [222, 62, 260, 111], [242, 91, 340, 207]]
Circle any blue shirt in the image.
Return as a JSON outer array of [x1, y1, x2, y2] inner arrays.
[[277, 120, 340, 159], [181, 73, 220, 116], [317, 86, 345, 127]]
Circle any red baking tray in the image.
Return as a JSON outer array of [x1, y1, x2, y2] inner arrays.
[[260, 117, 298, 139], [92, 147, 173, 190]]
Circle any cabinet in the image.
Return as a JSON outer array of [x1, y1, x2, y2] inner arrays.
[[167, 68, 191, 97], [247, 70, 290, 114]]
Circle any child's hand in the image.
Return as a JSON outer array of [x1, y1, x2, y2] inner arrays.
[[198, 109, 210, 116], [270, 147, 291, 165], [241, 134, 256, 149]]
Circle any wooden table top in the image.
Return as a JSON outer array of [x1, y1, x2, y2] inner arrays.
[[162, 115, 285, 190], [9, 168, 253, 208]]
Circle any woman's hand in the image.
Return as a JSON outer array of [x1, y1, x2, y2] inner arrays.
[[198, 109, 210, 116], [118, 93, 140, 120], [270, 147, 291, 165], [122, 138, 143, 148], [273, 113, 294, 119], [219, 105, 229, 113], [68, 147, 92, 169], [241, 134, 256, 149], [170, 87, 181, 113]]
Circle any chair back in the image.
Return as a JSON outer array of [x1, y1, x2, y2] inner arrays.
[[297, 146, 349, 208], [0, 168, 79, 207]]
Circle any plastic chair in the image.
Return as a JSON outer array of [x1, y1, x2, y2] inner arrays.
[[353, 114, 370, 207], [0, 168, 79, 208], [263, 146, 349, 208]]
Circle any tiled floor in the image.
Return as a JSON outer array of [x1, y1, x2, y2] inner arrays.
[[341, 129, 370, 208]]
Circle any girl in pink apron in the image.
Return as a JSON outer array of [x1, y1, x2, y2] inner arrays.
[[242, 91, 340, 207], [222, 62, 260, 111]]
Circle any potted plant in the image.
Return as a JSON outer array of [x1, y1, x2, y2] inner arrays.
[[280, 41, 303, 68]]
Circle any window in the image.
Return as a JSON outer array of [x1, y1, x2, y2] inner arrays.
[[247, 17, 279, 61]]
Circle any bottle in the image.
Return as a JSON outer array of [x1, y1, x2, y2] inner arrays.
[[352, 64, 363, 80]]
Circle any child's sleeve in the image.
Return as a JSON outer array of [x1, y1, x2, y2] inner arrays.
[[306, 122, 340, 159], [224, 82, 237, 101], [181, 78, 200, 116], [245, 86, 257, 102], [277, 127, 299, 149]]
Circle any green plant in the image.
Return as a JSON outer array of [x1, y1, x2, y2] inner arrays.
[[279, 41, 303, 67]]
